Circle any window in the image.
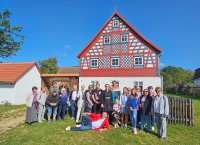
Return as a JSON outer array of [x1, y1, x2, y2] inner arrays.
[[121, 34, 128, 42], [113, 20, 119, 27], [104, 36, 110, 44], [90, 58, 98, 68], [134, 56, 143, 66], [111, 57, 119, 67], [134, 81, 143, 91]]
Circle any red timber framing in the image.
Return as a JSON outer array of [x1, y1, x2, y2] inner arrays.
[[77, 11, 162, 77]]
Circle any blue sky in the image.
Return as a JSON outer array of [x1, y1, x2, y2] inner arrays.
[[0, 0, 199, 70]]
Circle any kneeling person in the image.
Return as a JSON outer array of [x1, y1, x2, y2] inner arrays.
[[66, 112, 110, 131]]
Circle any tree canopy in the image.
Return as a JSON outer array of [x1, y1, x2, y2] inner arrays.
[[0, 9, 24, 58], [161, 66, 194, 89], [39, 57, 58, 74]]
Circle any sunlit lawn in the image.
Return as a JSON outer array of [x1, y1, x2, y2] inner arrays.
[[0, 94, 199, 145]]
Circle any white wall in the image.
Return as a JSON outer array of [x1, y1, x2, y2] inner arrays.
[[14, 66, 41, 104], [0, 83, 16, 104], [194, 79, 200, 87], [79, 76, 161, 92]]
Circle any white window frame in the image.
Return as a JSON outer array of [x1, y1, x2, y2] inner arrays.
[[90, 58, 98, 68], [111, 57, 119, 67], [104, 36, 110, 44], [134, 81, 143, 90], [121, 34, 128, 42], [134, 56, 143, 66], [113, 20, 119, 27]]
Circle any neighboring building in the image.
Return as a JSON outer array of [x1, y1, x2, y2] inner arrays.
[[77, 11, 163, 90], [0, 62, 41, 104], [194, 68, 200, 87]]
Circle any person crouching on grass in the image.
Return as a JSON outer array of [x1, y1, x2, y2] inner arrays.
[[65, 112, 110, 131], [112, 98, 121, 128]]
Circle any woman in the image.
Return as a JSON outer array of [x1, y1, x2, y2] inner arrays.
[[37, 86, 47, 123], [25, 86, 38, 125], [58, 88, 68, 120], [101, 84, 113, 124], [85, 85, 94, 113], [151, 87, 169, 140], [129, 88, 139, 134], [119, 87, 128, 129], [46, 90, 59, 123]]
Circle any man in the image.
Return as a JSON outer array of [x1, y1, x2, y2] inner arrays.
[[151, 87, 169, 140], [76, 85, 86, 123], [49, 81, 59, 95], [93, 83, 103, 114], [59, 81, 70, 95], [148, 86, 156, 131], [65, 112, 110, 131], [69, 85, 78, 119]]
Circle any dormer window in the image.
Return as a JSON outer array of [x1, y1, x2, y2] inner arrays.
[[104, 36, 110, 44], [121, 34, 128, 42], [113, 20, 119, 27]]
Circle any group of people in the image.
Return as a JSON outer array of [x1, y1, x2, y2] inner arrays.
[[25, 81, 169, 140]]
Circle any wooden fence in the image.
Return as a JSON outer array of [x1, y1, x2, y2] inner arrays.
[[168, 96, 194, 126]]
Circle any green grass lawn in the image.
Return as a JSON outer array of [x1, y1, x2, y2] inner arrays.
[[0, 94, 199, 145]]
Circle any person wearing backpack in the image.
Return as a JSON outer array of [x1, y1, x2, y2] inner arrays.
[[151, 87, 169, 140]]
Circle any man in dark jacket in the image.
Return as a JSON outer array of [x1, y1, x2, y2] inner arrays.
[[93, 83, 103, 114], [46, 90, 59, 123], [101, 84, 113, 124], [59, 81, 70, 95]]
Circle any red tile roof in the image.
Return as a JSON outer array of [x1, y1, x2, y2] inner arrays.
[[0, 62, 41, 83]]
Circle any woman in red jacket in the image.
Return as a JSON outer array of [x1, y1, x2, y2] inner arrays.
[[65, 112, 110, 131]]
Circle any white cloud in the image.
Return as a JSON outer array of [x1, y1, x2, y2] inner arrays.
[[159, 62, 167, 67], [64, 44, 70, 49], [63, 53, 67, 57]]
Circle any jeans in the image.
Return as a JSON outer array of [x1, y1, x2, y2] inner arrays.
[[47, 106, 58, 115], [131, 109, 137, 128], [71, 115, 92, 131], [70, 100, 77, 118], [141, 114, 151, 132], [38, 104, 45, 122], [58, 104, 67, 120], [151, 114, 155, 127]]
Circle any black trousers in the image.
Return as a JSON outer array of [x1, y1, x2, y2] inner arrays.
[[92, 103, 101, 114]]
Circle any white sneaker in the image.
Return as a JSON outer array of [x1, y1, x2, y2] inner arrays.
[[134, 128, 137, 134], [151, 127, 155, 131], [76, 124, 81, 127], [65, 126, 71, 131], [71, 117, 75, 120]]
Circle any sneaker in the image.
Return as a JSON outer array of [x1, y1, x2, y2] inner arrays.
[[124, 124, 127, 129], [48, 120, 51, 123], [134, 128, 137, 134], [53, 119, 56, 123], [76, 124, 81, 127], [121, 124, 124, 128], [151, 127, 155, 131], [38, 121, 42, 123], [71, 117, 75, 120], [65, 126, 71, 131]]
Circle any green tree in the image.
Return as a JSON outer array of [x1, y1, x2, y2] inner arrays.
[[160, 71, 173, 89], [39, 57, 58, 74], [0, 9, 24, 58]]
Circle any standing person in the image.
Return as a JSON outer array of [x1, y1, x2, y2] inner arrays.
[[129, 88, 139, 134], [69, 85, 78, 120], [148, 86, 156, 131], [112, 98, 121, 128], [85, 85, 94, 113], [76, 85, 86, 123], [101, 84, 113, 124], [92, 83, 102, 114], [151, 87, 169, 140], [136, 86, 142, 124], [58, 88, 68, 120], [37, 86, 47, 123], [49, 81, 59, 95], [140, 89, 152, 133], [59, 81, 70, 95], [25, 86, 39, 125], [120, 87, 128, 129], [46, 90, 59, 123]]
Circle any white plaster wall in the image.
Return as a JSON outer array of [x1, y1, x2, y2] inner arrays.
[[14, 66, 41, 104], [79, 76, 161, 92], [194, 79, 200, 87], [0, 83, 16, 104]]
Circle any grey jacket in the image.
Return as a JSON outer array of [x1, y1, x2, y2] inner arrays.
[[37, 91, 47, 105], [151, 95, 169, 116]]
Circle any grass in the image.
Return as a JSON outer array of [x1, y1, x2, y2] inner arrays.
[[0, 94, 200, 145]]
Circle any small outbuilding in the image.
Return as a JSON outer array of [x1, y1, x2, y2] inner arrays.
[[0, 62, 41, 104], [194, 68, 200, 87]]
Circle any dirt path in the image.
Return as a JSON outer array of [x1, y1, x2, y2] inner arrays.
[[0, 107, 26, 134]]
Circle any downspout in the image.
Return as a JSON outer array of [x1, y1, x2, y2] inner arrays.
[[157, 52, 163, 91]]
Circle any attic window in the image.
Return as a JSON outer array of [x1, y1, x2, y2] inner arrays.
[[113, 20, 119, 27]]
